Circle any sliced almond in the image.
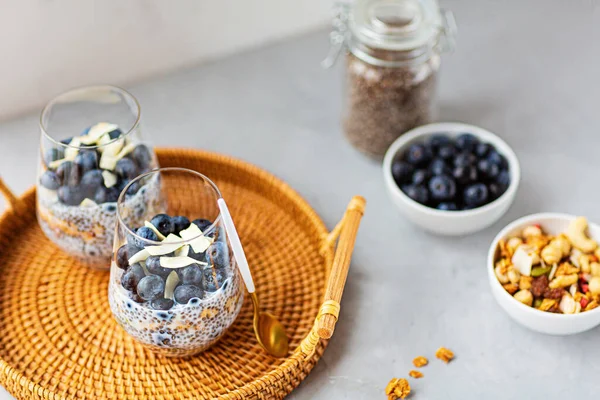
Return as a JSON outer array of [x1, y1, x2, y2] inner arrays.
[[102, 170, 117, 188], [48, 158, 69, 169], [159, 256, 206, 269], [179, 223, 213, 253], [99, 153, 119, 170], [145, 243, 183, 256], [79, 198, 97, 208], [64, 137, 81, 160], [87, 123, 119, 141], [164, 271, 180, 299], [175, 245, 190, 257], [163, 233, 183, 243], [144, 221, 166, 241], [128, 248, 150, 265]]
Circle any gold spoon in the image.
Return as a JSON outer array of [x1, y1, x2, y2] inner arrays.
[[217, 198, 289, 357]]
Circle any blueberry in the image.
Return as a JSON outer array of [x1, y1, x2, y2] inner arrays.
[[94, 185, 119, 204], [150, 214, 174, 236], [115, 158, 138, 180], [477, 159, 500, 180], [405, 144, 432, 167], [205, 242, 229, 268], [60, 137, 73, 145], [44, 148, 64, 165], [132, 144, 153, 169], [57, 185, 85, 206], [429, 158, 451, 176], [391, 160, 413, 186], [137, 275, 165, 301], [121, 263, 145, 292], [177, 264, 203, 285], [464, 183, 489, 207], [74, 150, 99, 172], [453, 152, 477, 168], [496, 169, 510, 189], [456, 133, 479, 151], [172, 216, 191, 233], [116, 245, 130, 270], [488, 182, 504, 200], [192, 219, 212, 232], [437, 202, 458, 211], [401, 184, 429, 205], [189, 249, 206, 262], [411, 169, 429, 185], [475, 142, 491, 158], [108, 129, 122, 140], [134, 226, 159, 247], [427, 134, 451, 151], [202, 268, 227, 292], [174, 284, 203, 304], [56, 161, 80, 186], [146, 256, 171, 278], [81, 169, 104, 191], [150, 297, 174, 311], [437, 145, 456, 161], [488, 150, 508, 169], [428, 175, 456, 201], [125, 181, 140, 196], [452, 165, 478, 185], [40, 171, 60, 190]]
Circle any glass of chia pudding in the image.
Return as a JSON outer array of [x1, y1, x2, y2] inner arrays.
[[109, 168, 244, 357], [36, 85, 160, 269]]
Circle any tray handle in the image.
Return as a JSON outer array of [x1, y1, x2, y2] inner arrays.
[[0, 177, 20, 212], [300, 195, 365, 358]]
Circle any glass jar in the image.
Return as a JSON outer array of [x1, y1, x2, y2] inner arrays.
[[329, 0, 456, 158], [109, 168, 244, 357], [37, 85, 159, 268]]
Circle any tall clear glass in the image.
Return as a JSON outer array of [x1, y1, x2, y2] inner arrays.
[[109, 168, 244, 357], [36, 85, 159, 268]]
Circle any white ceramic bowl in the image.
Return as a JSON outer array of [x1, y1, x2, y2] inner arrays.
[[488, 213, 600, 335], [383, 122, 520, 236]]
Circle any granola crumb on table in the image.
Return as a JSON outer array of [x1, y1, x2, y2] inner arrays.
[[408, 370, 424, 379], [435, 347, 454, 363], [412, 356, 428, 368], [385, 378, 411, 400]]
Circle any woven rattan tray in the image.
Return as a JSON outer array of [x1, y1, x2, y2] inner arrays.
[[0, 148, 365, 399]]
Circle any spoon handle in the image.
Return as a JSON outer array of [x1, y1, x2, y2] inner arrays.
[[217, 198, 255, 293]]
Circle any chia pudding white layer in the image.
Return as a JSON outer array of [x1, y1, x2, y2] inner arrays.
[[109, 265, 244, 357], [37, 174, 163, 268]]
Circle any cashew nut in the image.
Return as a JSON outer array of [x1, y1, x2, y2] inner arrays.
[[589, 276, 600, 295], [566, 217, 597, 253], [506, 237, 523, 254], [549, 274, 579, 289], [514, 290, 533, 306], [555, 235, 571, 255], [580, 255, 591, 273], [507, 268, 521, 284], [495, 265, 510, 284], [559, 293, 577, 314], [591, 262, 600, 277], [522, 225, 542, 239], [541, 243, 562, 265]]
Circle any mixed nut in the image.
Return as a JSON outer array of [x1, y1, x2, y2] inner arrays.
[[494, 217, 600, 314]]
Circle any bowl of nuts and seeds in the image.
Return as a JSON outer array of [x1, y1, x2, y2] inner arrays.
[[383, 122, 520, 235], [488, 213, 600, 335]]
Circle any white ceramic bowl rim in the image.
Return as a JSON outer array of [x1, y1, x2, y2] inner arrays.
[[488, 212, 600, 319], [383, 122, 521, 218]]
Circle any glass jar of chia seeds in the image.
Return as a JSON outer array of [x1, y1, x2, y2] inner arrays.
[[326, 0, 456, 158]]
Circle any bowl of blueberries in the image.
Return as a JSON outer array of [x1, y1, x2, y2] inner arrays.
[[383, 122, 520, 235]]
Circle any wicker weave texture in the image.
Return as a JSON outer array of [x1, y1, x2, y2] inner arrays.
[[0, 148, 341, 400]]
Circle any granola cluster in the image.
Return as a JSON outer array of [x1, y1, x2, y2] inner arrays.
[[494, 217, 600, 314]]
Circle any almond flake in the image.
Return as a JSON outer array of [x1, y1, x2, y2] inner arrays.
[[102, 170, 117, 188], [145, 243, 183, 256], [160, 256, 206, 269], [128, 248, 150, 265], [79, 198, 97, 207], [64, 137, 81, 160], [144, 221, 166, 240], [175, 245, 190, 257], [164, 271, 180, 299], [179, 223, 213, 253]]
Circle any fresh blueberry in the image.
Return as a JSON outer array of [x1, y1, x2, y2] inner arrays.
[[205, 242, 229, 268], [496, 169, 510, 189], [137, 275, 165, 301], [134, 226, 159, 247], [57, 185, 85, 206], [121, 263, 145, 292], [174, 284, 203, 304], [172, 216, 191, 233], [452, 165, 478, 185], [464, 183, 489, 207], [125, 181, 140, 196], [177, 264, 203, 286], [401, 184, 429, 205], [115, 158, 138, 180], [487, 150, 508, 169], [427, 134, 451, 151], [146, 256, 171, 277], [428, 175, 457, 201], [132, 144, 153, 169], [40, 171, 60, 190], [437, 202, 458, 211], [202, 268, 227, 292], [60, 137, 73, 145], [116, 245, 130, 270], [56, 161, 80, 186], [44, 148, 64, 165], [96, 186, 121, 203], [108, 129, 122, 140], [150, 214, 174, 236], [391, 160, 414, 186], [192, 219, 212, 232], [477, 159, 500, 180], [488, 182, 504, 200], [429, 158, 451, 176], [475, 142, 492, 158], [405, 144, 432, 167], [411, 169, 429, 186], [453, 152, 477, 168], [74, 150, 99, 172], [456, 133, 479, 151], [150, 297, 174, 311], [437, 145, 456, 161], [81, 169, 104, 191]]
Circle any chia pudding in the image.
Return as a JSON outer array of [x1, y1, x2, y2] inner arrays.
[[36, 122, 159, 268], [109, 214, 244, 357]]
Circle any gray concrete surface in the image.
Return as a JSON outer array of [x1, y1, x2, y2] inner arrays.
[[1, 1, 600, 398]]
